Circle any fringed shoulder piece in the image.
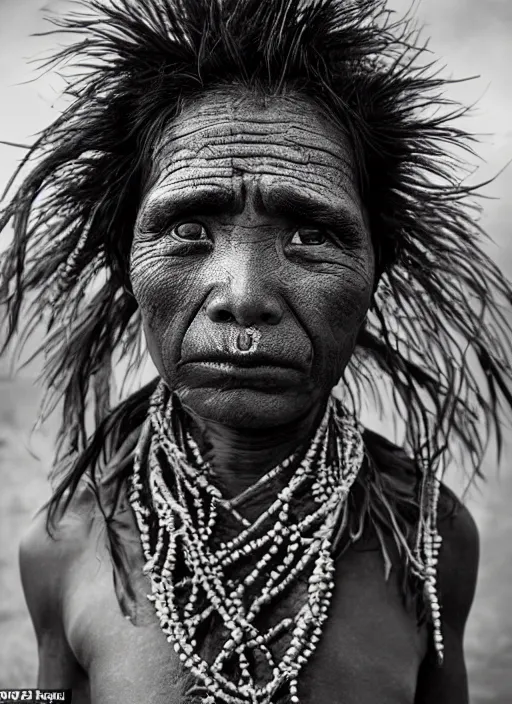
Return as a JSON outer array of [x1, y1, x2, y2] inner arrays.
[[1, 0, 512, 517]]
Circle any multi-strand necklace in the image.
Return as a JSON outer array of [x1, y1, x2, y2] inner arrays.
[[129, 380, 444, 703]]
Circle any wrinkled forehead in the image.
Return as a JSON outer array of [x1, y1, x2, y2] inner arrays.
[[144, 88, 362, 214]]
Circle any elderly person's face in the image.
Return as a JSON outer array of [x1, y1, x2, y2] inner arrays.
[[131, 89, 375, 428]]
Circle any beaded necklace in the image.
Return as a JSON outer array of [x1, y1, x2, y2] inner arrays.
[[129, 380, 443, 703]]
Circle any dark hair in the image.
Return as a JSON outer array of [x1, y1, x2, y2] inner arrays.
[[1, 0, 511, 530]]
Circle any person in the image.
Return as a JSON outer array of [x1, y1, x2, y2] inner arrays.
[[1, 0, 511, 702]]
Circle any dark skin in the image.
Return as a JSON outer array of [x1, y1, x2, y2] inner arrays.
[[19, 89, 479, 703]]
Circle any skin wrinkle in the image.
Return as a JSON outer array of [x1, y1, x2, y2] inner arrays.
[[154, 145, 354, 185], [157, 139, 354, 179], [144, 172, 359, 216], [130, 89, 374, 492], [135, 218, 367, 279], [188, 135, 352, 164], [166, 88, 347, 136], [152, 166, 355, 192], [153, 155, 350, 179], [163, 133, 355, 170], [153, 93, 354, 169], [143, 180, 364, 237]]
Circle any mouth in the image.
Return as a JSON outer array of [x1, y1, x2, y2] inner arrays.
[[177, 355, 308, 391], [179, 352, 307, 372]]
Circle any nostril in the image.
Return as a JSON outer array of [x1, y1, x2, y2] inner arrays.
[[211, 308, 234, 323], [261, 310, 280, 325], [206, 297, 283, 326]]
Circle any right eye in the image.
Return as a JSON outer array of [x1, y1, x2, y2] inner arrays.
[[290, 226, 329, 246], [172, 222, 209, 241]]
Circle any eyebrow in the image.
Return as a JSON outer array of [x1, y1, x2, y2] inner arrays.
[[138, 182, 366, 240], [259, 184, 365, 236], [138, 188, 239, 231]]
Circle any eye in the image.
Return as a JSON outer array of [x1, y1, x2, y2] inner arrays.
[[172, 222, 209, 241], [290, 227, 328, 246]]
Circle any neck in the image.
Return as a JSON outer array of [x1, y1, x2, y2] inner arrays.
[[185, 400, 329, 499]]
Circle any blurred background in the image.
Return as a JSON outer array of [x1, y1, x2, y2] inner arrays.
[[0, 0, 511, 700]]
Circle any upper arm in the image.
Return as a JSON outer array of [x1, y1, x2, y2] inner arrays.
[[415, 494, 479, 704], [19, 507, 86, 690]]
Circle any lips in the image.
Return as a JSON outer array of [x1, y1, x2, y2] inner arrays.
[[179, 351, 306, 371], [177, 353, 309, 391]]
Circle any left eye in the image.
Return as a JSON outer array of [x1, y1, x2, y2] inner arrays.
[[172, 222, 209, 241], [290, 227, 328, 246]]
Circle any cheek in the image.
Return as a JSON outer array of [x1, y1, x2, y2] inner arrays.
[[130, 241, 197, 311], [331, 266, 373, 339], [129, 245, 200, 368], [295, 264, 373, 374]]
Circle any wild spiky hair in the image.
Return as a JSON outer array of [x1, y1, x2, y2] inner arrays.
[[1, 0, 512, 505]]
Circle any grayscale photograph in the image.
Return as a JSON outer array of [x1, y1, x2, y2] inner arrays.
[[0, 1, 511, 702]]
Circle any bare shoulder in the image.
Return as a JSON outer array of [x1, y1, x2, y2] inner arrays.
[[435, 484, 479, 633], [19, 477, 103, 693], [414, 486, 479, 703], [437, 484, 479, 550], [20, 476, 100, 599], [363, 429, 479, 629], [19, 475, 102, 653]]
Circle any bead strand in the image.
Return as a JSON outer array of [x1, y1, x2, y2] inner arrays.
[[129, 379, 444, 702]]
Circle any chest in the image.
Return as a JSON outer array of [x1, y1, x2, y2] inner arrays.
[[64, 529, 427, 704]]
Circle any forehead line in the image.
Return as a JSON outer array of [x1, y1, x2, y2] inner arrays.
[[152, 90, 355, 169], [141, 90, 363, 222]]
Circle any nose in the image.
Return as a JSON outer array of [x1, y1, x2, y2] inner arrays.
[[205, 276, 284, 327]]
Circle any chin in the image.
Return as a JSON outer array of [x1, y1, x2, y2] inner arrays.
[[175, 386, 316, 430]]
